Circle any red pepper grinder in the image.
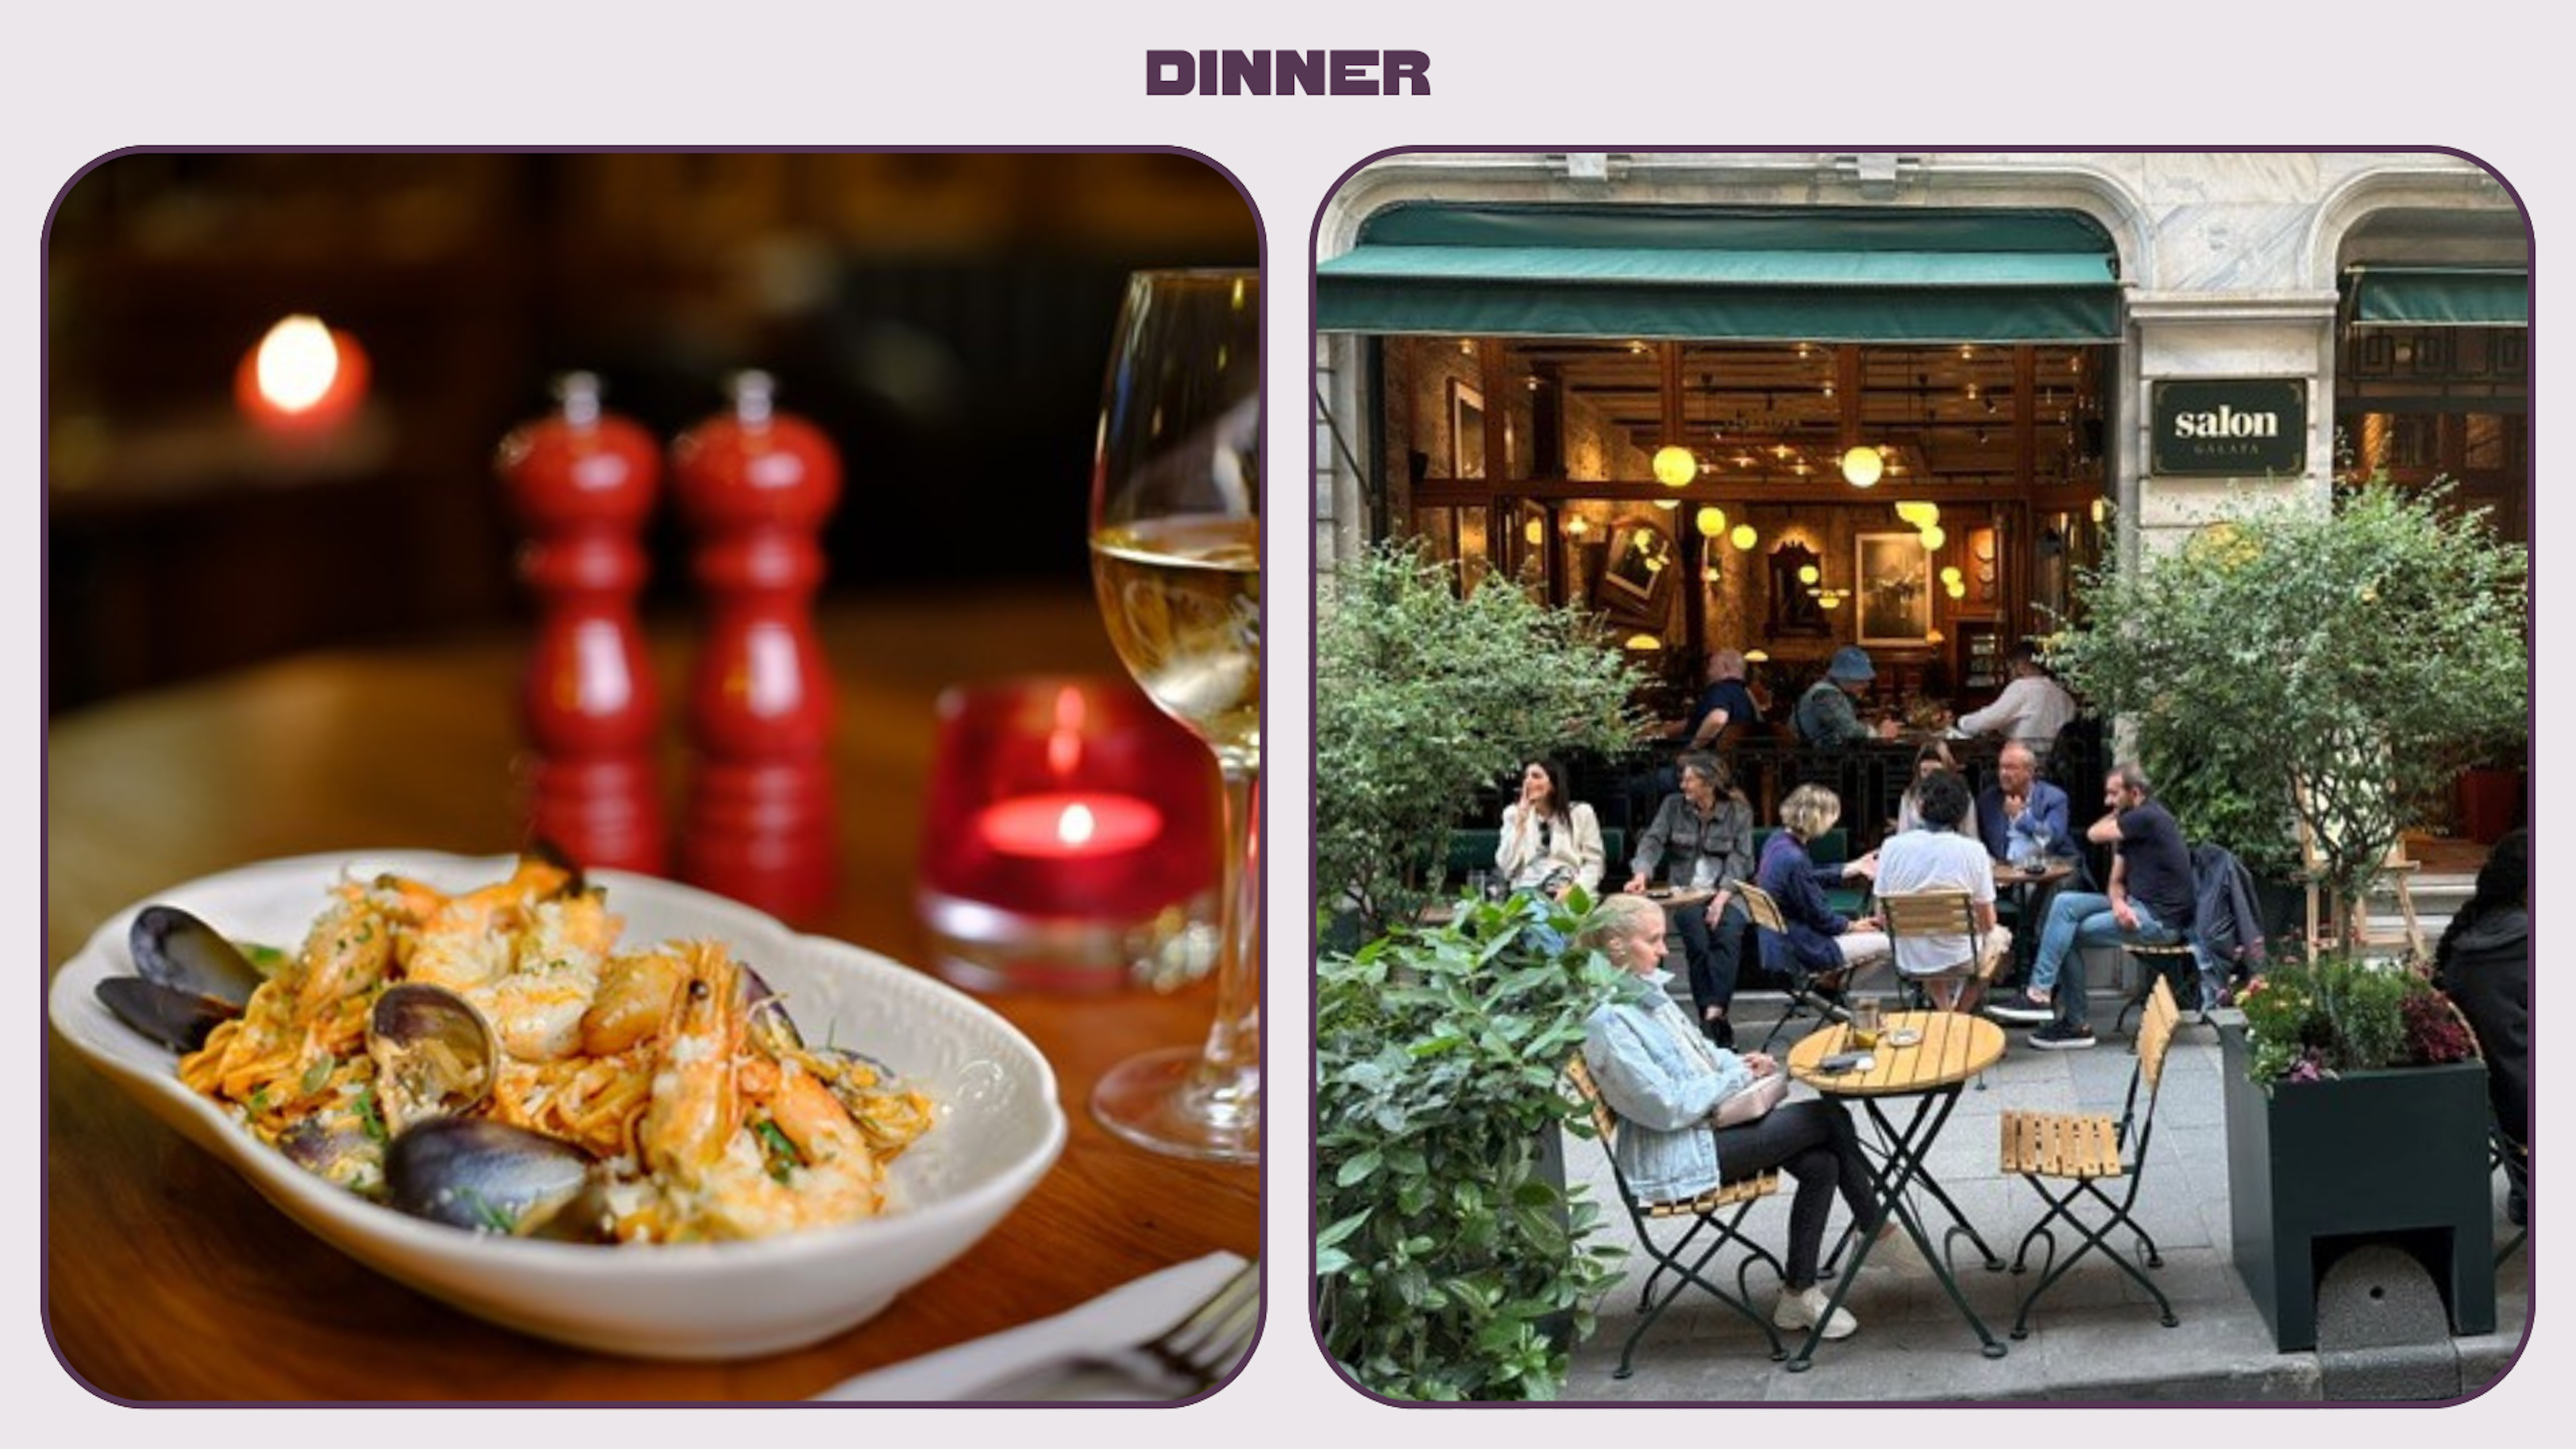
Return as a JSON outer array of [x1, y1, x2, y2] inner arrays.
[[496, 371, 667, 875], [672, 370, 841, 923]]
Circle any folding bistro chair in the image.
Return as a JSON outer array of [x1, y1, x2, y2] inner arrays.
[[1739, 881, 1849, 1053], [2114, 938, 2204, 1042], [1565, 1057, 1787, 1375], [1878, 888, 2006, 1090], [1877, 888, 2006, 1014], [1998, 974, 2184, 1339]]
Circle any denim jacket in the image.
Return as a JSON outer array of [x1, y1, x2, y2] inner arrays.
[[1581, 971, 1756, 1201]]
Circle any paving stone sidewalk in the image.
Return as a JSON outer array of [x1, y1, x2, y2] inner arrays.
[[1562, 996, 2532, 1403]]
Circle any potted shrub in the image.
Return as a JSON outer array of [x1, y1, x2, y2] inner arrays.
[[2049, 478, 2527, 948], [1316, 540, 1645, 940], [2218, 957, 2494, 1351], [1314, 892, 1628, 1400]]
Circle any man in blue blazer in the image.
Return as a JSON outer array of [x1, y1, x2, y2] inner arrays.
[[1976, 741, 2074, 866], [1976, 741, 2087, 985]]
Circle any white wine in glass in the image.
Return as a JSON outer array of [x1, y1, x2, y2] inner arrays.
[[1087, 268, 1260, 1163]]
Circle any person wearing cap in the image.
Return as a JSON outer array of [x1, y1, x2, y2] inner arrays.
[[1792, 646, 1898, 747]]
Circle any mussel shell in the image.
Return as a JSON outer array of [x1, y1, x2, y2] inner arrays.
[[277, 1114, 382, 1189], [94, 975, 237, 1053], [384, 1117, 599, 1238], [368, 983, 498, 1128], [129, 904, 266, 1008], [742, 962, 803, 1056]]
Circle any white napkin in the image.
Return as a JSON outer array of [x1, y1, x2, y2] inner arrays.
[[810, 1251, 1255, 1401]]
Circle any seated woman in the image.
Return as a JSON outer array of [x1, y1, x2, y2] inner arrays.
[[2434, 827, 2528, 1228], [1624, 751, 1756, 1048], [1894, 739, 1972, 837], [1495, 758, 1605, 902], [1756, 784, 1890, 990], [1580, 893, 1881, 1340]]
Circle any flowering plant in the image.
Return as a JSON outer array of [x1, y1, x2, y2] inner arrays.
[[2237, 954, 2480, 1086]]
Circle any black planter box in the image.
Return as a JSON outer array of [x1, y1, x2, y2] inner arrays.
[[2220, 1021, 2495, 1351]]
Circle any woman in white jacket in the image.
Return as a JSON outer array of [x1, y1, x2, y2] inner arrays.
[[1495, 758, 1604, 900]]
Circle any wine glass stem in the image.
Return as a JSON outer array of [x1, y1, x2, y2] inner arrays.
[[1197, 761, 1261, 1084]]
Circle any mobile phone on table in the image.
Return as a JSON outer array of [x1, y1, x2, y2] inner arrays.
[[1817, 1051, 1873, 1073]]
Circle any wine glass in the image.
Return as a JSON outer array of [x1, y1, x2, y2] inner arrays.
[[1086, 268, 1260, 1163]]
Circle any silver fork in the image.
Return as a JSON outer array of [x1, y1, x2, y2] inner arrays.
[[967, 1260, 1260, 1401]]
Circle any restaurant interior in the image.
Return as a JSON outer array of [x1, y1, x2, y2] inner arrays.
[[45, 151, 1260, 713], [1372, 299, 2529, 849]]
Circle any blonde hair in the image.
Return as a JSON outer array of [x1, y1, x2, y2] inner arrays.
[[1778, 783, 1843, 841], [1581, 893, 1666, 953]]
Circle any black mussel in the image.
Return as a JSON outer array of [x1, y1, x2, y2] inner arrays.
[[277, 1113, 382, 1189], [368, 983, 498, 1133], [94, 975, 237, 1053], [129, 904, 267, 1008], [383, 1117, 602, 1238], [741, 962, 804, 1057], [812, 1043, 909, 1110]]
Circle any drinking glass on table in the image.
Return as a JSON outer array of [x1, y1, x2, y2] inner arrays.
[[1087, 268, 1261, 1163], [1849, 995, 1885, 1049]]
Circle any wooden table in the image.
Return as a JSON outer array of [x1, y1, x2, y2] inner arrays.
[[1992, 857, 2075, 980], [44, 586, 1260, 1401], [1784, 1010, 2009, 1371]]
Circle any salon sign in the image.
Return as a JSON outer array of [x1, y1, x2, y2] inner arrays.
[[2150, 378, 2308, 476]]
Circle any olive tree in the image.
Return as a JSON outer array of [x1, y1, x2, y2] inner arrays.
[[2048, 478, 2526, 941], [1317, 541, 1646, 936]]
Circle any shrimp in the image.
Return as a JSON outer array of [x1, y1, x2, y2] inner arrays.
[[637, 941, 747, 1194], [392, 855, 582, 993], [579, 949, 686, 1056], [626, 943, 889, 1241]]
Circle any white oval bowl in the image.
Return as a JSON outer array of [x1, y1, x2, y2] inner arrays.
[[48, 850, 1067, 1360]]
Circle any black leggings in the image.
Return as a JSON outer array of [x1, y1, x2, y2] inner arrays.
[[1714, 1099, 1876, 1289]]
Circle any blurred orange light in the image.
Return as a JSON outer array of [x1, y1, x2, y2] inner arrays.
[[237, 315, 368, 431]]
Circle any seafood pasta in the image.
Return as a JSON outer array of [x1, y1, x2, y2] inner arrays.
[[116, 855, 933, 1242]]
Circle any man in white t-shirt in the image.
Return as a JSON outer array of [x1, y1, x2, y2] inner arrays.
[[1870, 769, 2010, 1012], [1952, 642, 2077, 755]]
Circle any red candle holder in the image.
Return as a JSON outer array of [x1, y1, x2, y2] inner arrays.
[[918, 676, 1220, 993]]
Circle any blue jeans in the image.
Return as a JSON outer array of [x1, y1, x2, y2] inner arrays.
[[2027, 892, 2179, 1026]]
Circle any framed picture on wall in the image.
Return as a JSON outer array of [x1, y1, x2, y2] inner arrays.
[[1449, 378, 1485, 479], [1856, 531, 1933, 646], [1593, 514, 1675, 629]]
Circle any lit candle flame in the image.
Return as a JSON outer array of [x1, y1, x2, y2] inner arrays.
[[254, 315, 343, 415], [1056, 802, 1097, 848]]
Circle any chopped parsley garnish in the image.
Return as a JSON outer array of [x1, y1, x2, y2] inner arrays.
[[752, 1118, 803, 1183]]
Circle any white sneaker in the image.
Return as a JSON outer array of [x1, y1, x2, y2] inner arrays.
[[1772, 1284, 1859, 1340]]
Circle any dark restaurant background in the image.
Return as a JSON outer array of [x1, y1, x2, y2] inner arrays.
[[42, 150, 1260, 714]]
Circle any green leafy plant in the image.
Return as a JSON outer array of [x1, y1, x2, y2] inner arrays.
[[1315, 893, 1628, 1400], [1317, 540, 1646, 935], [2236, 955, 2478, 1087], [2048, 477, 2527, 919]]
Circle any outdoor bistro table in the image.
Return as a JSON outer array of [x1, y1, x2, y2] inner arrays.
[[42, 587, 1260, 1401], [1992, 857, 2074, 980], [1784, 1009, 2010, 1371]]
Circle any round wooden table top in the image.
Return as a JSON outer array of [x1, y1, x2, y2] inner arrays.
[[1786, 1010, 2005, 1097], [1993, 858, 2074, 889], [43, 587, 1260, 1402]]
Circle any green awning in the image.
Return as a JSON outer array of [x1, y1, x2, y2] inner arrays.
[[2345, 265, 2529, 327], [1316, 204, 2123, 342]]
